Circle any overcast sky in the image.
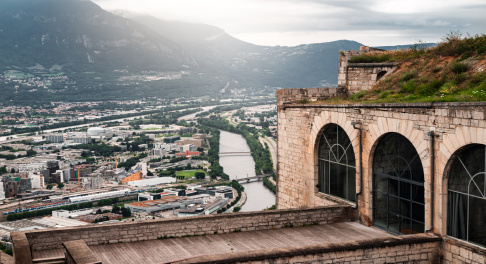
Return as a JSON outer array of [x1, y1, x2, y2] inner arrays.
[[92, 0, 486, 47]]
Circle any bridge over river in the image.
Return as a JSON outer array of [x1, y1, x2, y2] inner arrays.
[[219, 151, 252, 156]]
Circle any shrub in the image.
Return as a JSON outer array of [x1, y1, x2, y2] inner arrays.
[[453, 73, 467, 85], [416, 79, 444, 96], [401, 71, 417, 82], [379, 90, 393, 99], [349, 91, 366, 101], [450, 61, 470, 74]]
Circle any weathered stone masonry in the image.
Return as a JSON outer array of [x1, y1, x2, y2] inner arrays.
[[13, 205, 355, 261], [276, 87, 486, 263]]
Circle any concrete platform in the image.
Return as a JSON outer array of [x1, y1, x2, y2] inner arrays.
[[32, 222, 393, 264]]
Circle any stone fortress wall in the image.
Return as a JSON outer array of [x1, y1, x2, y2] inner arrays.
[[276, 45, 486, 263], [337, 46, 398, 94], [277, 92, 486, 263]]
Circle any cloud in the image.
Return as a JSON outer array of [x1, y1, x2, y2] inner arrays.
[[91, 0, 486, 46]]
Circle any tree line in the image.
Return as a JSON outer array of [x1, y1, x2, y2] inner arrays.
[[198, 116, 273, 175]]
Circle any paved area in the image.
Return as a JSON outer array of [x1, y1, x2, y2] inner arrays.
[[32, 222, 393, 264]]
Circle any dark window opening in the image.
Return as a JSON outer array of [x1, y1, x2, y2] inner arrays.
[[318, 123, 356, 202], [447, 144, 486, 247], [372, 132, 424, 234], [376, 71, 387, 81]]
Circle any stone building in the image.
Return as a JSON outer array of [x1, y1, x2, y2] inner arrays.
[[276, 48, 486, 263]]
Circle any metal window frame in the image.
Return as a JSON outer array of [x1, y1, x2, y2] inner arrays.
[[447, 145, 486, 244], [317, 124, 356, 202], [372, 133, 425, 235]]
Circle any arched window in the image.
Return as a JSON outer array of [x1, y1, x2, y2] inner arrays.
[[317, 123, 356, 202], [372, 133, 425, 234], [447, 144, 486, 247]]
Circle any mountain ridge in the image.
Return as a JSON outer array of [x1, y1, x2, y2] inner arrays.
[[0, 0, 427, 104]]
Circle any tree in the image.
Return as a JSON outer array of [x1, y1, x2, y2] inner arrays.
[[57, 182, 65, 189], [10, 168, 15, 173], [112, 205, 121, 214], [46, 184, 54, 190], [121, 207, 131, 217], [195, 172, 206, 180], [147, 170, 154, 176]]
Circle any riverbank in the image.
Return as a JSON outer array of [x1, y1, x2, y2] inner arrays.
[[218, 130, 275, 212]]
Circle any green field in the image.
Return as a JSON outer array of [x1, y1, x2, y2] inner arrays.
[[5, 72, 34, 79], [176, 170, 206, 178]]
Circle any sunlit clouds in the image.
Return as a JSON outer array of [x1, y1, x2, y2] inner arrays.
[[92, 0, 486, 46]]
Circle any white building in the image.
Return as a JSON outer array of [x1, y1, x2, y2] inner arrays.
[[87, 127, 106, 137], [28, 173, 45, 189], [181, 144, 197, 153], [44, 134, 64, 143], [127, 177, 176, 187], [52, 208, 93, 218], [0, 181, 5, 201]]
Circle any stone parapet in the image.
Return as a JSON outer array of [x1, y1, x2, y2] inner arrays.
[[276, 91, 486, 235], [442, 237, 486, 264], [276, 88, 345, 106], [176, 233, 441, 264], [15, 205, 355, 253], [64, 240, 102, 264]]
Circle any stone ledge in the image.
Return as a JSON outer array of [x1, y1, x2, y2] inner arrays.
[[282, 101, 486, 109], [315, 192, 356, 207], [443, 236, 486, 255], [347, 62, 399, 67], [11, 232, 33, 264], [22, 205, 350, 235], [175, 233, 442, 264], [64, 240, 101, 264], [18, 205, 356, 252]]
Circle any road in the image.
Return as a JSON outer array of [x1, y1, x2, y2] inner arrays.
[[260, 136, 277, 171], [0, 105, 222, 144]]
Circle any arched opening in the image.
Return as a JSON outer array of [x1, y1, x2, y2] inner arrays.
[[372, 132, 425, 234], [376, 71, 387, 81], [317, 123, 356, 202], [447, 144, 486, 247]]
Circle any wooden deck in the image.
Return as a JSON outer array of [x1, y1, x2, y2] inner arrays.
[[32, 222, 393, 264]]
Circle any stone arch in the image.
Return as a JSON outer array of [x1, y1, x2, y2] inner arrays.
[[438, 126, 486, 235], [444, 143, 486, 247], [365, 118, 430, 230], [316, 123, 357, 202], [371, 132, 425, 234], [310, 112, 359, 203]]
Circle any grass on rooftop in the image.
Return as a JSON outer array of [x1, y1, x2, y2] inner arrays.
[[326, 32, 486, 104]]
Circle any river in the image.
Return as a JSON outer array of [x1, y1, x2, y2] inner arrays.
[[218, 130, 276, 212]]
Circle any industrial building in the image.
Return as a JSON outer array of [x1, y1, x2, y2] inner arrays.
[[52, 209, 93, 218], [127, 177, 176, 187]]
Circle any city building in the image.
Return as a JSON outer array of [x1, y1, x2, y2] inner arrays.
[[44, 134, 64, 143], [127, 177, 176, 187], [28, 173, 44, 189], [52, 209, 93, 218], [116, 166, 143, 184]]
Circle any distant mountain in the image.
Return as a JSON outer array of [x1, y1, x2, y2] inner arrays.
[[0, 0, 364, 104], [130, 16, 364, 89]]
